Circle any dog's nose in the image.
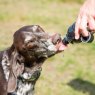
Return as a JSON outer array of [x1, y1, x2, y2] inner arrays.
[[51, 34, 62, 45]]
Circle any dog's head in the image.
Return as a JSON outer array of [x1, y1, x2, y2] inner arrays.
[[13, 25, 65, 62]]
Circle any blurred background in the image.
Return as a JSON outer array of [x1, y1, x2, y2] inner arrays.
[[0, 0, 95, 95]]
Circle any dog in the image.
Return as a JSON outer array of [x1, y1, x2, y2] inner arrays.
[[0, 25, 65, 95]]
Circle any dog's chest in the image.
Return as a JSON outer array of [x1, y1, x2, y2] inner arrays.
[[15, 81, 34, 95]]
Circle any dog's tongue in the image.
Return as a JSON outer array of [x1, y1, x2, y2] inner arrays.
[[56, 41, 67, 51], [59, 44, 67, 51]]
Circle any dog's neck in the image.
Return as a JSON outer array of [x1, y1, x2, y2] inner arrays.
[[24, 56, 46, 68]]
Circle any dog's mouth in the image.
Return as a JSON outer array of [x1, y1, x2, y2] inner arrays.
[[51, 33, 67, 52]]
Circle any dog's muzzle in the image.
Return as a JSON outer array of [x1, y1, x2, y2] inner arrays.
[[36, 39, 57, 58]]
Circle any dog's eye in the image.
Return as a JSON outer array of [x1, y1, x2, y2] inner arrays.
[[29, 40, 34, 43], [27, 42, 38, 49], [40, 39, 47, 42], [27, 43, 33, 48]]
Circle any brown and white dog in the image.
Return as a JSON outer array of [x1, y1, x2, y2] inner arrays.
[[0, 25, 66, 95]]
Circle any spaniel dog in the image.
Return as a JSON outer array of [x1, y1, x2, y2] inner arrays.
[[0, 25, 65, 95]]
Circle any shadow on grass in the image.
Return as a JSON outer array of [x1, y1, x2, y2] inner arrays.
[[67, 78, 95, 95]]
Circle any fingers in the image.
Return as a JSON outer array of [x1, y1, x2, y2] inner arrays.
[[88, 16, 95, 30], [79, 15, 89, 37], [75, 17, 81, 39], [75, 15, 89, 39]]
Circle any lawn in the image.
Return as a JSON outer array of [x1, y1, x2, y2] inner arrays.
[[0, 0, 95, 95]]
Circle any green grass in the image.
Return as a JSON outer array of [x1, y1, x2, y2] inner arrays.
[[0, 0, 95, 95]]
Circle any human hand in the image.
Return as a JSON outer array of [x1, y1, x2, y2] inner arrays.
[[75, 0, 95, 39]]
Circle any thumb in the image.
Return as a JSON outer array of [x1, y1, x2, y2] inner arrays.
[[75, 22, 80, 39]]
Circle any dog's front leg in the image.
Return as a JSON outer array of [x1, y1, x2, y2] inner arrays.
[[0, 63, 7, 95]]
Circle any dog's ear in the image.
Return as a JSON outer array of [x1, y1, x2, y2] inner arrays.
[[7, 49, 24, 92]]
